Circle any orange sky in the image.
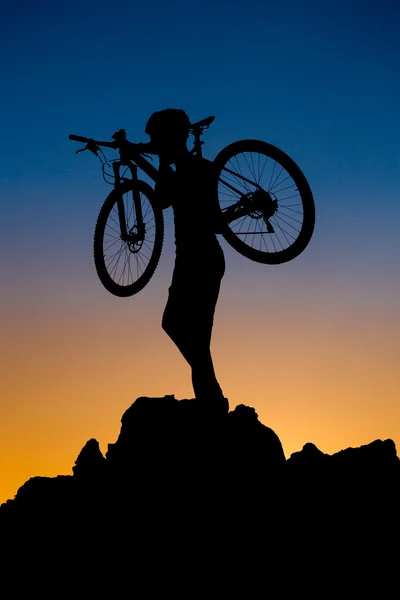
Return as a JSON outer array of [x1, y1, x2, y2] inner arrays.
[[2, 249, 399, 506]]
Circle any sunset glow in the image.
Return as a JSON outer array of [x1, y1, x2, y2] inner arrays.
[[1, 0, 399, 504]]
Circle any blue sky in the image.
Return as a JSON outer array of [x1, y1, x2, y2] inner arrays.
[[1, 0, 399, 308]]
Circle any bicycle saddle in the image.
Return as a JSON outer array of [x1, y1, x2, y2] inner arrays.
[[189, 116, 215, 130]]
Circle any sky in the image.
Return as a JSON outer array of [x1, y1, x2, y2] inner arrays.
[[1, 0, 399, 505]]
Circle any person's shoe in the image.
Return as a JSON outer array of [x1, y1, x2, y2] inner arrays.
[[195, 394, 229, 419]]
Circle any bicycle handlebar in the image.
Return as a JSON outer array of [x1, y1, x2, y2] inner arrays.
[[69, 134, 88, 143], [69, 134, 116, 148]]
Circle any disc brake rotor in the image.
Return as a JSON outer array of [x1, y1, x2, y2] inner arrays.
[[126, 226, 144, 253]]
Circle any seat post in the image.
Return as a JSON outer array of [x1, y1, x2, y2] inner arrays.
[[191, 130, 204, 157]]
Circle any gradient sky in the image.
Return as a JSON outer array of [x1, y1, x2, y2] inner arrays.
[[1, 0, 399, 505]]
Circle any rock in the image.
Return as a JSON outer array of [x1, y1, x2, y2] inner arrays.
[[1, 393, 399, 589], [73, 438, 107, 479]]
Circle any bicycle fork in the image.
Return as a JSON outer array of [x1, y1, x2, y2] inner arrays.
[[112, 161, 145, 243]]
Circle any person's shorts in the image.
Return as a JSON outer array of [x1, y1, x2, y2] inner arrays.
[[164, 249, 225, 330]]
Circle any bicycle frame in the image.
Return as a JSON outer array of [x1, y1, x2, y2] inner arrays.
[[115, 147, 265, 244], [69, 125, 260, 245], [106, 128, 209, 244], [70, 125, 316, 291]]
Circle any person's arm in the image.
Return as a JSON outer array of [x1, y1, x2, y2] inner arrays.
[[119, 140, 158, 159]]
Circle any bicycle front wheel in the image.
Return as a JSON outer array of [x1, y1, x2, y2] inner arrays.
[[94, 180, 164, 297], [213, 140, 315, 264]]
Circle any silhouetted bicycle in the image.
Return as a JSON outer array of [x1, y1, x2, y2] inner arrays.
[[69, 116, 315, 297]]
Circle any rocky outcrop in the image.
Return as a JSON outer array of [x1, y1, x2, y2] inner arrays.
[[1, 394, 399, 592]]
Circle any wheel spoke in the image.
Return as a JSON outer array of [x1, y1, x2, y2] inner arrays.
[[215, 141, 314, 264], [269, 164, 286, 191], [94, 184, 164, 296]]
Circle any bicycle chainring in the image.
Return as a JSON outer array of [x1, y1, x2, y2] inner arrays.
[[249, 189, 278, 220]]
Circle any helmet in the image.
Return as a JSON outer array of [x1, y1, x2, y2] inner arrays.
[[145, 108, 191, 140]]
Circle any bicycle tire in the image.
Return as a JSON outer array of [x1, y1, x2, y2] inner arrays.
[[94, 180, 164, 297], [213, 140, 315, 264]]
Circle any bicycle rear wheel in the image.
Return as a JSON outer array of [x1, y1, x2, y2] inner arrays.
[[213, 140, 315, 264], [94, 180, 164, 297]]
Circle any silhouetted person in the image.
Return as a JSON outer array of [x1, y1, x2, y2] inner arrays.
[[128, 109, 228, 416]]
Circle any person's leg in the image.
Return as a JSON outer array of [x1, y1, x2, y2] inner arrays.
[[162, 279, 228, 412], [191, 349, 226, 406], [162, 293, 194, 365]]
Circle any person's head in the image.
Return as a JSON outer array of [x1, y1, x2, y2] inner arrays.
[[145, 108, 191, 163]]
